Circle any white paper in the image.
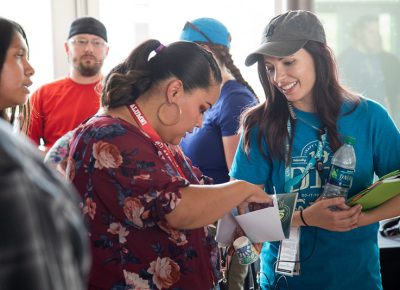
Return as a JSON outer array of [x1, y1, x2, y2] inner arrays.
[[234, 196, 285, 243], [215, 196, 285, 244], [215, 212, 239, 246]]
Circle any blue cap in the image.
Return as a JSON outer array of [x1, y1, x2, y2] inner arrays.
[[180, 18, 231, 48]]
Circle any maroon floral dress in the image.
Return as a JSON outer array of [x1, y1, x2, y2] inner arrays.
[[67, 115, 218, 290]]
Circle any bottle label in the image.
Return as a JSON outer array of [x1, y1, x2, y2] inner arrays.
[[326, 165, 354, 188]]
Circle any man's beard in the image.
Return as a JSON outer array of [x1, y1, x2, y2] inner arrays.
[[76, 61, 102, 77]]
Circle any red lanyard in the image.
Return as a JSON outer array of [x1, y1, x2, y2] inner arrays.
[[127, 103, 187, 179]]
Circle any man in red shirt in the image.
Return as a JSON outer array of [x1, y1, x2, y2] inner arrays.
[[28, 17, 109, 151]]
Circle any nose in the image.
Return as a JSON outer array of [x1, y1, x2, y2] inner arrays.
[[84, 42, 95, 52], [195, 113, 203, 128], [25, 60, 35, 77], [272, 65, 285, 85]]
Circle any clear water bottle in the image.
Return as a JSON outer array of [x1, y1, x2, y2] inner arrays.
[[321, 136, 356, 209]]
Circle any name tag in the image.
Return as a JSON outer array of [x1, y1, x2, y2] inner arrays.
[[275, 227, 300, 276]]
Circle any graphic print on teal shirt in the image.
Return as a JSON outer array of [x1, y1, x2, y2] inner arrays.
[[287, 137, 332, 210]]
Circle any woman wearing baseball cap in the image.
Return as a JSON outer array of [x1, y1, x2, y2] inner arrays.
[[180, 18, 259, 290], [230, 10, 400, 289]]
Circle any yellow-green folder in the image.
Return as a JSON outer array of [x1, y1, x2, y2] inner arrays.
[[347, 170, 400, 210]]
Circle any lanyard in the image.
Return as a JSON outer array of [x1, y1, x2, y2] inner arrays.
[[127, 103, 187, 179], [284, 118, 327, 193]]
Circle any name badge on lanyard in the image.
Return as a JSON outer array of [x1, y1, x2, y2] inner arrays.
[[277, 118, 327, 277]]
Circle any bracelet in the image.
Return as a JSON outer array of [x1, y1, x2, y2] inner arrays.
[[300, 209, 309, 226]]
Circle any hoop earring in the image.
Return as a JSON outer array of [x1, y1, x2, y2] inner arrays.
[[157, 102, 182, 126]]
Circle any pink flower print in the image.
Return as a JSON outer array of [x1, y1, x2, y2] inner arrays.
[[83, 197, 96, 220], [123, 270, 150, 290], [168, 229, 188, 246], [158, 222, 188, 246], [147, 257, 181, 289], [164, 191, 180, 210], [123, 197, 144, 228], [107, 222, 130, 244], [92, 141, 123, 169], [66, 157, 76, 181], [133, 174, 151, 181]]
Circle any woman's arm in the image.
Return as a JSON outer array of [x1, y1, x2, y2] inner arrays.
[[222, 134, 241, 170], [166, 180, 272, 229], [357, 194, 400, 227]]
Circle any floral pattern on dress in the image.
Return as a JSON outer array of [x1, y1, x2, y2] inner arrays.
[[67, 116, 217, 290]]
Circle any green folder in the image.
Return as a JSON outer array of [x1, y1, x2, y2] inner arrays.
[[347, 169, 400, 210]]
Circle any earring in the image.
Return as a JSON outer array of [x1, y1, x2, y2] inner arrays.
[[157, 102, 182, 126]]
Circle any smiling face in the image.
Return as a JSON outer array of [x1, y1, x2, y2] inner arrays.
[[264, 48, 316, 112], [160, 82, 221, 145], [0, 31, 34, 110]]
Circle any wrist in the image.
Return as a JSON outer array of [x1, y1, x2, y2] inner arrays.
[[300, 209, 309, 226]]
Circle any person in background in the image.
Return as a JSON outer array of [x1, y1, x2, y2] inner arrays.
[[0, 17, 90, 290], [338, 15, 400, 126], [66, 39, 272, 290], [230, 10, 400, 289], [179, 17, 259, 290], [28, 16, 109, 151]]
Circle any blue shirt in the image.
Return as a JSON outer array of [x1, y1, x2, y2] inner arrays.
[[230, 99, 400, 290], [181, 80, 258, 184]]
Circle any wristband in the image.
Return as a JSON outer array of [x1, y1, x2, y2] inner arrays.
[[300, 209, 309, 226]]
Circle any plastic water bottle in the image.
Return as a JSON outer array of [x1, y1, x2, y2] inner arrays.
[[321, 136, 356, 209]]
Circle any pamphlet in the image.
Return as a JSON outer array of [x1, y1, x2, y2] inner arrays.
[[215, 192, 298, 244], [347, 169, 400, 210]]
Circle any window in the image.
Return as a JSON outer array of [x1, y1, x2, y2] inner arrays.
[[93, 0, 275, 99], [1, 0, 54, 92], [315, 0, 400, 127]]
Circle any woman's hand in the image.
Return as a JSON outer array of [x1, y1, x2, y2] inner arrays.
[[302, 197, 362, 232], [237, 186, 273, 215]]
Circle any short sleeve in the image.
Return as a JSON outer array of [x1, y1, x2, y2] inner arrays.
[[218, 90, 257, 137], [229, 128, 270, 185]]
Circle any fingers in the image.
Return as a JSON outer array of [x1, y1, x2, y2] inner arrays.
[[311, 198, 362, 232], [321, 197, 348, 209], [329, 204, 362, 232]]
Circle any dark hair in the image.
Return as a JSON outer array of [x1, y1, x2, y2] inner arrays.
[[0, 17, 30, 132], [101, 39, 222, 108], [241, 41, 360, 162], [197, 43, 257, 98]]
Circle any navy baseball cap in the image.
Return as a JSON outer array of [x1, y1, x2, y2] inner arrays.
[[180, 17, 231, 48], [245, 10, 326, 66], [68, 16, 108, 42]]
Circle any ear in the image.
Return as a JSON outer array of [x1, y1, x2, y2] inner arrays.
[[64, 41, 70, 55], [165, 79, 184, 103]]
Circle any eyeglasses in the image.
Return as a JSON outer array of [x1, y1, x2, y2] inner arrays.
[[69, 38, 107, 48]]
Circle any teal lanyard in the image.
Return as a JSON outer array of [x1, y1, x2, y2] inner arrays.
[[284, 118, 327, 193]]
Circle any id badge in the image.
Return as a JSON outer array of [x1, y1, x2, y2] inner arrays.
[[275, 226, 300, 276]]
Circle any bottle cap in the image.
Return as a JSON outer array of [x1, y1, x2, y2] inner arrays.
[[344, 136, 356, 145]]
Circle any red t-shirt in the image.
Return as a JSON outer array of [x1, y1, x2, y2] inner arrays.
[[67, 115, 216, 290], [28, 77, 100, 150]]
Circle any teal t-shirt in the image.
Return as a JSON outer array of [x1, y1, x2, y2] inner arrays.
[[230, 99, 400, 290]]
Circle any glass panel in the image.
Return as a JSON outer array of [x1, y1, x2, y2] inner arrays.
[[315, 0, 400, 127], [97, 0, 275, 100], [1, 0, 54, 92]]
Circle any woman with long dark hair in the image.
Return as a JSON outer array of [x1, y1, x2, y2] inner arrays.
[[230, 10, 400, 289]]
